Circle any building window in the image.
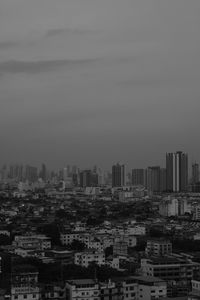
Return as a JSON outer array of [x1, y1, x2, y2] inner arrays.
[[24, 295, 27, 299], [14, 296, 18, 300]]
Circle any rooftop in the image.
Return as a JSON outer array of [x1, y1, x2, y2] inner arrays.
[[12, 264, 38, 274], [67, 279, 97, 285]]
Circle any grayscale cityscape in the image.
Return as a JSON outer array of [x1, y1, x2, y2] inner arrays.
[[0, 0, 200, 300]]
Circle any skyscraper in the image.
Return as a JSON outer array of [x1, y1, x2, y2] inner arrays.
[[79, 170, 98, 187], [160, 168, 167, 192], [132, 169, 146, 186], [80, 170, 92, 187], [147, 166, 160, 193], [166, 151, 188, 192], [25, 165, 38, 182], [192, 163, 199, 184], [112, 163, 126, 187], [40, 163, 47, 182]]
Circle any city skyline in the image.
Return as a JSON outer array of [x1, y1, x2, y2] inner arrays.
[[0, 149, 198, 172]]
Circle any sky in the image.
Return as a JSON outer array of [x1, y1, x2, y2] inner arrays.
[[0, 0, 200, 170]]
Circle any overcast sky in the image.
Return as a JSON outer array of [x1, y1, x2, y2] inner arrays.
[[0, 0, 200, 170]]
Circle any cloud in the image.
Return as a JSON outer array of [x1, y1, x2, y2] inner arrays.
[[45, 28, 67, 37], [0, 58, 99, 75], [45, 27, 94, 38], [0, 41, 20, 50]]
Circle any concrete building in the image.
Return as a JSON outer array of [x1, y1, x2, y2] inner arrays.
[[119, 277, 137, 300], [160, 168, 167, 192], [145, 239, 172, 257], [147, 166, 161, 193], [188, 279, 200, 300], [80, 170, 98, 188], [75, 250, 105, 267], [141, 256, 200, 297], [126, 224, 146, 236], [132, 276, 167, 300], [60, 232, 103, 251], [11, 265, 40, 300], [166, 151, 188, 192], [131, 169, 146, 186], [13, 234, 51, 251], [159, 198, 179, 217], [112, 164, 126, 187], [40, 283, 66, 300], [113, 239, 128, 257], [192, 163, 199, 184], [99, 280, 123, 300], [66, 279, 100, 300], [193, 205, 200, 220]]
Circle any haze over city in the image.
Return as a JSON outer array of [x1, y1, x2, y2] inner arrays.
[[1, 0, 200, 169]]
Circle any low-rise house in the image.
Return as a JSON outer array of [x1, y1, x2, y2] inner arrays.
[[13, 234, 51, 251], [188, 279, 200, 300], [66, 279, 100, 300], [75, 250, 105, 267], [145, 239, 172, 256], [11, 265, 40, 300], [141, 256, 200, 297]]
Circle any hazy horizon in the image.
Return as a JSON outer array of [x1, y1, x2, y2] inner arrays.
[[1, 0, 200, 169]]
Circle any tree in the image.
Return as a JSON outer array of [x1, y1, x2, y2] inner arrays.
[[105, 246, 113, 258], [38, 222, 61, 246], [68, 240, 86, 251], [0, 234, 11, 246]]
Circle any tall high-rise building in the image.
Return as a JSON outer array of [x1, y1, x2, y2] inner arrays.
[[160, 168, 167, 192], [166, 151, 188, 192], [192, 163, 199, 184], [40, 163, 47, 181], [80, 170, 98, 187], [147, 166, 160, 193], [25, 165, 38, 182], [112, 163, 126, 187], [132, 169, 145, 186], [8, 164, 23, 181]]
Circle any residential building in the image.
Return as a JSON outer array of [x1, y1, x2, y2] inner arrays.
[[40, 283, 66, 300], [74, 250, 105, 267], [145, 239, 172, 256], [131, 169, 145, 186], [193, 205, 200, 221], [119, 277, 137, 300], [132, 276, 167, 300], [99, 280, 123, 300], [113, 239, 128, 257], [192, 163, 199, 184], [166, 151, 188, 192], [188, 279, 200, 300], [13, 234, 51, 251], [160, 168, 167, 192], [159, 197, 179, 217], [141, 256, 200, 297], [112, 164, 126, 187], [66, 279, 100, 300], [11, 265, 40, 300], [147, 166, 160, 193]]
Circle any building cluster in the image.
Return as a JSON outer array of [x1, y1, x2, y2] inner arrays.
[[1, 151, 199, 194], [1, 150, 200, 299], [4, 237, 200, 300]]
